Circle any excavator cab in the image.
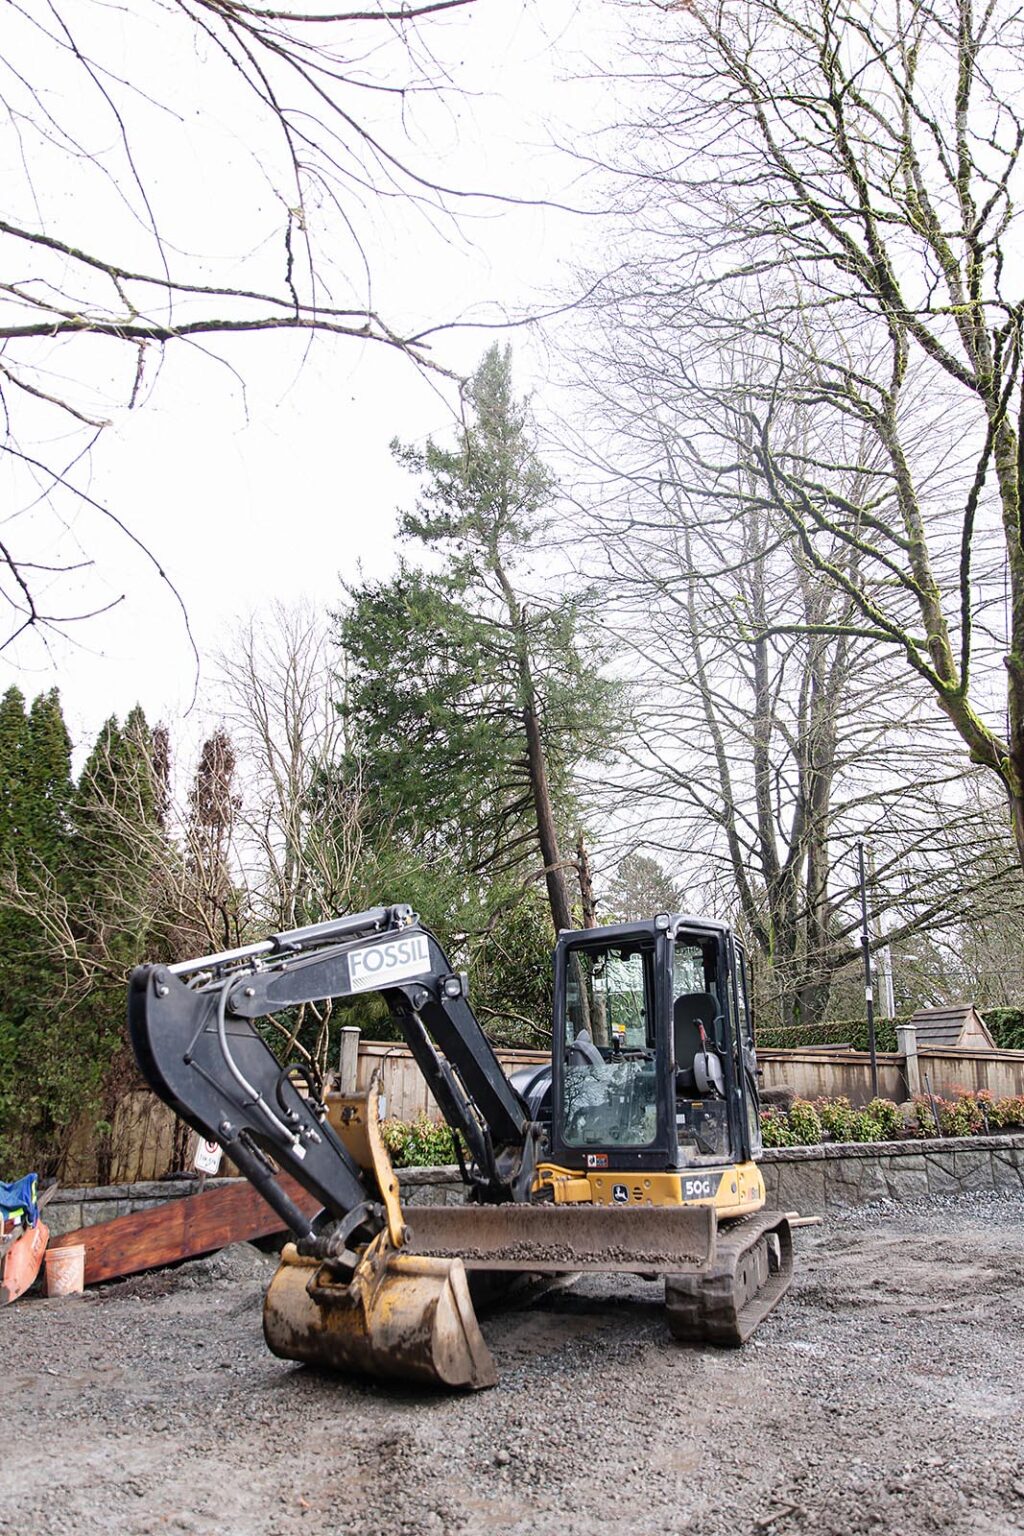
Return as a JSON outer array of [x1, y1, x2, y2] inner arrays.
[[536, 916, 766, 1217]]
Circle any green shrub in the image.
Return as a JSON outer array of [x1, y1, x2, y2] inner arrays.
[[912, 1094, 943, 1136], [939, 1089, 987, 1137], [816, 1095, 856, 1142], [787, 1098, 823, 1145], [988, 1094, 1024, 1129], [910, 1088, 1024, 1138], [380, 1114, 458, 1168], [760, 1108, 798, 1148], [805, 1096, 905, 1144], [848, 1110, 885, 1142], [866, 1097, 904, 1139]]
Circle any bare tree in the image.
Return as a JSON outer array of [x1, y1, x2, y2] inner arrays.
[[563, 348, 1023, 1025], [215, 600, 365, 933], [0, 0, 508, 651], [580, 0, 1024, 870]]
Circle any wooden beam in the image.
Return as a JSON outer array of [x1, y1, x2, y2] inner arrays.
[[50, 1176, 321, 1286]]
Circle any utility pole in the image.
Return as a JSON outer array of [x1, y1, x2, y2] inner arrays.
[[858, 839, 879, 1098], [866, 843, 896, 1018]]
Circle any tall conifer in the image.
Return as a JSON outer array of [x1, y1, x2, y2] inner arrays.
[[0, 688, 75, 1171]]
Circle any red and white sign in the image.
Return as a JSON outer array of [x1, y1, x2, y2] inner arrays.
[[193, 1137, 223, 1176]]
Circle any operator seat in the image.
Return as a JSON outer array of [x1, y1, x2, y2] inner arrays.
[[569, 1027, 604, 1069], [673, 992, 725, 1096]]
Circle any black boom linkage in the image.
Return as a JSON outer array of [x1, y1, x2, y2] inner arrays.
[[128, 906, 538, 1249]]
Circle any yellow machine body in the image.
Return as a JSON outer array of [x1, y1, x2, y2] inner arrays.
[[534, 1159, 766, 1218]]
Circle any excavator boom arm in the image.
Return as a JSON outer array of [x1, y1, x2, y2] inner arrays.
[[128, 906, 535, 1251]]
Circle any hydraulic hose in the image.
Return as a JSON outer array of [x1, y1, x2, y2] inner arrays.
[[214, 979, 307, 1159]]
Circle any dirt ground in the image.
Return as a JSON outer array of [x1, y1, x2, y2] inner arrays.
[[3, 1192, 1023, 1536]]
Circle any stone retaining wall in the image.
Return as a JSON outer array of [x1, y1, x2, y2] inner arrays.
[[44, 1133, 1024, 1237], [45, 1180, 199, 1238], [759, 1132, 1024, 1214]]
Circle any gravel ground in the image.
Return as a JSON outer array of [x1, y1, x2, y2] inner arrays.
[[3, 1193, 1023, 1536]]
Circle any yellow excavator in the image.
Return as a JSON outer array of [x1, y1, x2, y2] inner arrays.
[[129, 905, 792, 1388]]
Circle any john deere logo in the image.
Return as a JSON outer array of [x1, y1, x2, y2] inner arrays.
[[612, 1184, 629, 1204]]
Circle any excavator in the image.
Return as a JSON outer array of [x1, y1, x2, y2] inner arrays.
[[128, 904, 792, 1389]]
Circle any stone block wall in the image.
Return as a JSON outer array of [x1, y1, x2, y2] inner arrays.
[[43, 1133, 1024, 1238], [759, 1133, 1024, 1214], [45, 1179, 199, 1237]]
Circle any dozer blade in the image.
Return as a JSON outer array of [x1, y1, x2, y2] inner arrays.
[[263, 1237, 497, 1390], [403, 1202, 717, 1274]]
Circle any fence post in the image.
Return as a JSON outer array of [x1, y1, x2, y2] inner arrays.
[[896, 1023, 920, 1099], [338, 1026, 360, 1094]]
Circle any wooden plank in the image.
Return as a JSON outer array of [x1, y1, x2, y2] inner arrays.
[[49, 1176, 321, 1286]]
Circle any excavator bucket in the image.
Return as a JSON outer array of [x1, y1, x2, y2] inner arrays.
[[263, 1237, 497, 1389], [262, 1075, 496, 1389]]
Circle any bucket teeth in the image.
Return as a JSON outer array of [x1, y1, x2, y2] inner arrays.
[[263, 1240, 497, 1391]]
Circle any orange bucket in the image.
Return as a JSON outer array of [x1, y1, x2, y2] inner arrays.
[[45, 1243, 85, 1297]]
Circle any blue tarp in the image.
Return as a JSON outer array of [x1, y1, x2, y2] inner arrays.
[[0, 1174, 39, 1226]]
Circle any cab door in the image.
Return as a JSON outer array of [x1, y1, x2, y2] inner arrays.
[[727, 935, 762, 1159]]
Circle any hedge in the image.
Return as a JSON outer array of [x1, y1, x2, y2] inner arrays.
[[756, 1009, 1024, 1053], [756, 1018, 901, 1051], [984, 1009, 1024, 1051]]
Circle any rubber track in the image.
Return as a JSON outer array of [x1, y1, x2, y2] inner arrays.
[[664, 1211, 793, 1346]]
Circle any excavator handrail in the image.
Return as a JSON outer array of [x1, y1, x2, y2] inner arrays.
[[167, 905, 408, 977]]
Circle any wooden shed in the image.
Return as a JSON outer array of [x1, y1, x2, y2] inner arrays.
[[907, 1004, 995, 1049]]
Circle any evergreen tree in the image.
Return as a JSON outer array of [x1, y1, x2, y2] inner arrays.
[[0, 688, 75, 1172], [68, 707, 175, 1173], [184, 728, 242, 950], [340, 344, 618, 939], [0, 686, 29, 856], [606, 854, 683, 923], [0, 704, 177, 1175]]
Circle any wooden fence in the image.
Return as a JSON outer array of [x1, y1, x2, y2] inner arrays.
[[353, 1039, 549, 1122], [758, 1044, 1024, 1105], [351, 1038, 1024, 1120], [59, 1030, 1024, 1186]]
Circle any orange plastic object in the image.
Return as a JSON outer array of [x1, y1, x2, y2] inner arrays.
[[44, 1240, 84, 1297], [0, 1219, 49, 1305]]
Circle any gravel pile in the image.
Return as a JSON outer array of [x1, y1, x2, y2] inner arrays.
[[1, 1193, 1021, 1536]]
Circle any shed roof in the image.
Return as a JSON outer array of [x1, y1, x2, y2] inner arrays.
[[908, 1004, 995, 1049]]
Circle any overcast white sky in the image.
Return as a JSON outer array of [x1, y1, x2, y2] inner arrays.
[[1, 0, 622, 763]]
